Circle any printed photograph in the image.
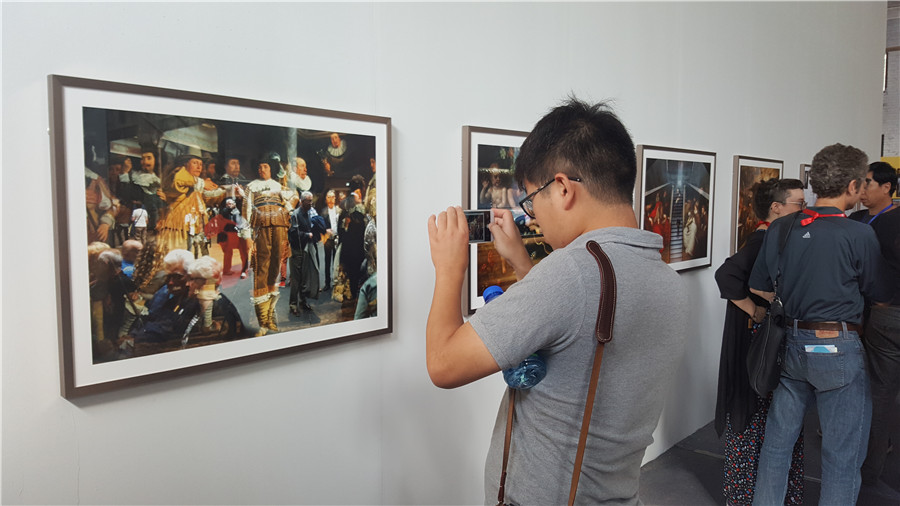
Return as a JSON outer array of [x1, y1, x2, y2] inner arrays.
[[81, 107, 379, 363], [733, 160, 781, 253], [636, 146, 716, 272]]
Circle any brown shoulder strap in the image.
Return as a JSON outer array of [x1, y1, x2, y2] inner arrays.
[[569, 241, 616, 505], [496, 388, 516, 506], [497, 240, 616, 506]]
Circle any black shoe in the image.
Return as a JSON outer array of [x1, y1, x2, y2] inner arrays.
[[301, 301, 312, 311]]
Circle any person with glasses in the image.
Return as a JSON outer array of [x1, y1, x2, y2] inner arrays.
[[426, 98, 689, 504], [848, 161, 900, 492], [713, 178, 805, 506], [749, 145, 892, 505]]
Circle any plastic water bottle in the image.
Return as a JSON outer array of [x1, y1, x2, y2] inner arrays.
[[482, 285, 547, 390]]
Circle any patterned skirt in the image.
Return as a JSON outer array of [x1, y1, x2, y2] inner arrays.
[[723, 394, 804, 506]]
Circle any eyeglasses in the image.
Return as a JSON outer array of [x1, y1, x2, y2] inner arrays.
[[518, 176, 583, 219], [782, 200, 807, 209]]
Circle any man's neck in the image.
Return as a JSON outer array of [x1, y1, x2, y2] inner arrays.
[[814, 195, 850, 211], [580, 203, 639, 233], [867, 198, 894, 215]]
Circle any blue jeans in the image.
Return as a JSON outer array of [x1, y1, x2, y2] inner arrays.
[[753, 324, 871, 506]]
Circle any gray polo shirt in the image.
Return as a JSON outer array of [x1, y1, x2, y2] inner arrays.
[[749, 207, 889, 324], [470, 227, 688, 505]]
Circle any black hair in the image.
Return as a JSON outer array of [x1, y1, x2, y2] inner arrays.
[[750, 179, 779, 221], [774, 178, 804, 205], [349, 174, 367, 193], [515, 97, 636, 205], [868, 161, 898, 196], [810, 143, 868, 199]]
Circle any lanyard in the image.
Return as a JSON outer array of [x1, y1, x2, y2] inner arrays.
[[866, 204, 894, 225], [757, 220, 770, 228], [800, 208, 846, 227]]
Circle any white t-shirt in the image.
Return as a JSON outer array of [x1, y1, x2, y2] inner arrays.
[[131, 208, 148, 228]]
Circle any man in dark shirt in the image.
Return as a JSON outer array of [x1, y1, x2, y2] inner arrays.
[[749, 144, 890, 505], [288, 191, 318, 315], [849, 161, 900, 488]]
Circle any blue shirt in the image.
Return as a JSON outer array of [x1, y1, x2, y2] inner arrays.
[[749, 207, 889, 323]]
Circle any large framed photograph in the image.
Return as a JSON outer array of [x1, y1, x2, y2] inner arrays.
[[730, 156, 783, 255], [462, 126, 551, 313], [635, 145, 716, 272], [49, 75, 391, 397]]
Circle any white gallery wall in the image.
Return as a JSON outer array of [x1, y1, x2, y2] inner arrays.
[[1, 2, 886, 504]]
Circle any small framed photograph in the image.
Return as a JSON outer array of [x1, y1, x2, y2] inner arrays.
[[462, 126, 550, 313], [49, 75, 391, 397], [730, 156, 783, 255], [635, 145, 716, 272]]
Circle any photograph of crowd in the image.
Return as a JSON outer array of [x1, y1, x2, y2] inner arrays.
[[637, 147, 715, 271], [464, 128, 553, 312], [732, 158, 782, 254], [78, 105, 381, 365]]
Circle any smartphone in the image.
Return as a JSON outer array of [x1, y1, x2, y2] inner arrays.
[[464, 210, 492, 243]]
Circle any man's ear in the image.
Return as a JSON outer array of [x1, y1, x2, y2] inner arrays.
[[555, 173, 577, 211]]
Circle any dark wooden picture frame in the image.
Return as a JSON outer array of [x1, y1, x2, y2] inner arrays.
[[730, 156, 783, 255], [49, 75, 392, 397], [635, 145, 716, 272]]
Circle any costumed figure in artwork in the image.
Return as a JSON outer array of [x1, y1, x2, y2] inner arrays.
[[244, 158, 294, 336], [84, 144, 117, 244], [156, 152, 225, 255], [131, 147, 166, 230], [336, 175, 369, 303], [355, 185, 377, 320], [683, 199, 698, 259], [320, 189, 340, 291], [318, 132, 348, 178], [185, 255, 245, 342], [206, 197, 251, 277]]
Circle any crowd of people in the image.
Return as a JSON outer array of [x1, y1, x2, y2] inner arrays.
[[426, 98, 898, 504], [83, 131, 379, 361], [714, 152, 899, 505]]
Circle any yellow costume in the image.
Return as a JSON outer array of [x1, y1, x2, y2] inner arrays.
[[244, 178, 293, 335]]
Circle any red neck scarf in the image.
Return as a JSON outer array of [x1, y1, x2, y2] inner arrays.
[[800, 208, 845, 226]]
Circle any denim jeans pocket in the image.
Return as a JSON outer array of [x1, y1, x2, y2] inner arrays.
[[805, 342, 864, 392]]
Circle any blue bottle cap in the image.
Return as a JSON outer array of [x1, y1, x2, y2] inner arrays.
[[483, 285, 504, 304]]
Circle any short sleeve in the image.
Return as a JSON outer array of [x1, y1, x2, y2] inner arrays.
[[468, 251, 590, 370]]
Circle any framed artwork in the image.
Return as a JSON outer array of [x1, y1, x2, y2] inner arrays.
[[635, 145, 716, 272], [48, 75, 391, 397], [462, 126, 551, 313], [730, 156, 783, 255]]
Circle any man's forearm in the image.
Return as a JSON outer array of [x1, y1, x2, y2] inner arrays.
[[749, 287, 775, 303], [425, 270, 465, 376]]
